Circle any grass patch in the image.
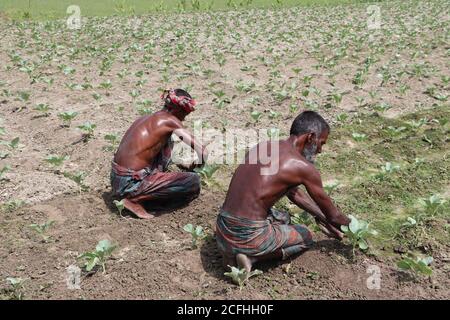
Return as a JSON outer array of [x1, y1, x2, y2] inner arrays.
[[1, 0, 380, 20]]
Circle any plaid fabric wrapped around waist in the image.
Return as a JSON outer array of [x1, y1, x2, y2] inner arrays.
[[215, 209, 291, 257], [110, 161, 156, 197]]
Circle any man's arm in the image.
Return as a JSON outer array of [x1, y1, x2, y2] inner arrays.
[[287, 188, 343, 239], [302, 169, 350, 228], [174, 128, 208, 167]]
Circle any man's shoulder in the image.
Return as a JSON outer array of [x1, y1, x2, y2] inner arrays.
[[281, 153, 319, 182], [150, 111, 183, 129]]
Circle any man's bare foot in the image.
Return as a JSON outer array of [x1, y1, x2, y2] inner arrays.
[[123, 199, 155, 219], [236, 253, 254, 273]]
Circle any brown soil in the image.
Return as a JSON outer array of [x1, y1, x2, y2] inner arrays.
[[0, 1, 449, 299]]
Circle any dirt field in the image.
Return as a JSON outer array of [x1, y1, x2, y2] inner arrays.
[[0, 0, 449, 299]]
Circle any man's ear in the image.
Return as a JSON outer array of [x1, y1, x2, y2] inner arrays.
[[306, 132, 316, 143]]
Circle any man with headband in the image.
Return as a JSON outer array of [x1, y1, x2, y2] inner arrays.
[[111, 89, 207, 219]]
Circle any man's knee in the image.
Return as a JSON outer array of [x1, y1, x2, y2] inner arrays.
[[186, 173, 201, 198], [293, 225, 314, 248]]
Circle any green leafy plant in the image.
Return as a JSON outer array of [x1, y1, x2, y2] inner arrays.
[[250, 110, 262, 122], [6, 277, 25, 300], [78, 239, 117, 273], [385, 126, 407, 137], [418, 194, 446, 217], [373, 102, 392, 113], [341, 215, 377, 256], [352, 132, 367, 142], [0, 164, 11, 181], [194, 165, 219, 187], [336, 113, 348, 122], [29, 220, 55, 241], [183, 224, 207, 249], [17, 91, 30, 102], [224, 266, 263, 290], [104, 134, 119, 152], [1, 200, 25, 213], [113, 200, 125, 216], [1, 137, 20, 150], [289, 104, 299, 113], [77, 122, 96, 140], [64, 171, 89, 192], [377, 162, 401, 178], [324, 181, 340, 195], [58, 111, 78, 127], [44, 155, 68, 167], [34, 103, 51, 116], [268, 110, 280, 120], [397, 255, 433, 276]]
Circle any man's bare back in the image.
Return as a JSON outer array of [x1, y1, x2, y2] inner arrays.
[[114, 111, 182, 171], [222, 140, 306, 220]]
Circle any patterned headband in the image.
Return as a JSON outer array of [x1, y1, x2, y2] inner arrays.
[[161, 89, 197, 113]]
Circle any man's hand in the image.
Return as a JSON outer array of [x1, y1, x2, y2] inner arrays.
[[287, 188, 345, 240], [315, 218, 344, 240]]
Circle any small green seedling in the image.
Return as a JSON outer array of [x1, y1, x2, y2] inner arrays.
[[402, 216, 417, 228], [44, 155, 68, 167], [63, 171, 89, 192], [183, 224, 207, 249], [336, 113, 348, 122], [29, 220, 55, 241], [373, 103, 391, 113], [266, 128, 279, 140], [194, 165, 219, 187], [268, 110, 280, 120], [385, 126, 407, 137], [341, 215, 377, 256], [352, 133, 367, 142], [6, 277, 25, 300], [78, 239, 117, 273], [113, 200, 125, 216], [418, 194, 446, 216], [406, 118, 427, 129], [1, 200, 25, 213], [289, 104, 299, 113], [324, 181, 340, 194], [2, 137, 20, 149], [224, 266, 263, 290], [77, 122, 96, 140], [92, 92, 102, 101], [332, 92, 342, 105], [380, 162, 400, 174], [58, 111, 78, 127], [34, 103, 51, 116], [104, 134, 119, 152], [0, 164, 11, 180], [17, 91, 30, 102], [397, 255, 433, 276], [250, 110, 262, 122]]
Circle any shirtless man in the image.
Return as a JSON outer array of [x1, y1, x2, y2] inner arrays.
[[216, 111, 350, 271], [111, 89, 208, 219]]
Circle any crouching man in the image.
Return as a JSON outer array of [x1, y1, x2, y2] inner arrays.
[[216, 111, 350, 271], [111, 89, 208, 219]]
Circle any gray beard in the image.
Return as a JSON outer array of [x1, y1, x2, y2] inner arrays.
[[302, 143, 317, 164]]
